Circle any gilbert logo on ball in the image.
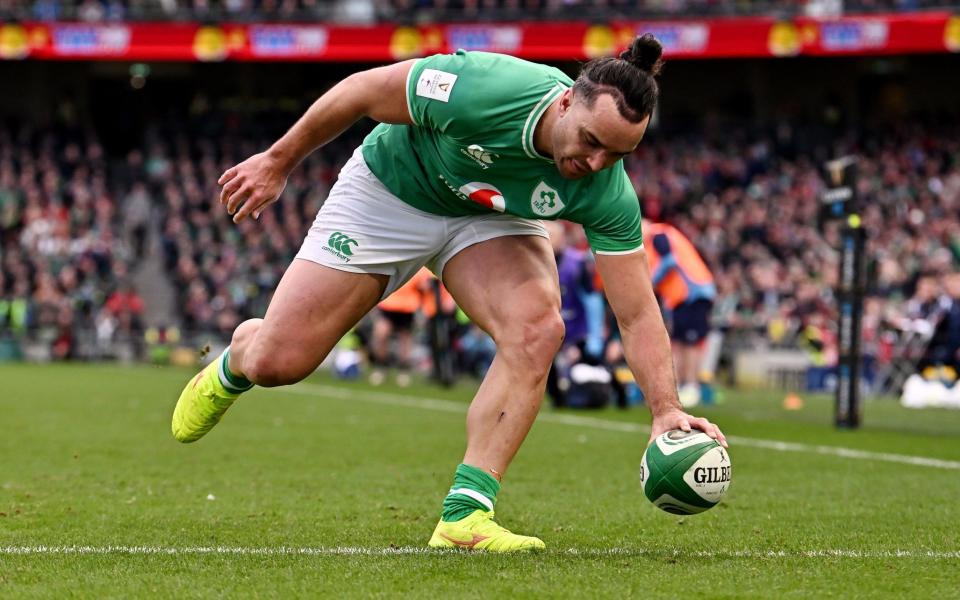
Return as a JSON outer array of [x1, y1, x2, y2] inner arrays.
[[640, 429, 731, 515]]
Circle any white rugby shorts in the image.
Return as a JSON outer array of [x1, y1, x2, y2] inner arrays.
[[296, 147, 548, 298]]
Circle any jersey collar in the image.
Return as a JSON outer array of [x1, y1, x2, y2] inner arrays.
[[522, 83, 567, 163]]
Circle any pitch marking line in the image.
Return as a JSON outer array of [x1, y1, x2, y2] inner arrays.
[[278, 383, 960, 472], [2, 546, 959, 559]]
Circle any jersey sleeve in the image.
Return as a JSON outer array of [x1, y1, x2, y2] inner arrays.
[[580, 168, 644, 255], [406, 50, 554, 138]]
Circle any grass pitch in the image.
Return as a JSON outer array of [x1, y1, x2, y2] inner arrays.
[[1, 363, 959, 598]]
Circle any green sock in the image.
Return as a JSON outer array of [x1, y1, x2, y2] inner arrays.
[[217, 348, 253, 394], [441, 463, 500, 522]]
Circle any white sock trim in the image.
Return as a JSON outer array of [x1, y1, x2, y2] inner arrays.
[[447, 487, 494, 511], [217, 347, 251, 393]]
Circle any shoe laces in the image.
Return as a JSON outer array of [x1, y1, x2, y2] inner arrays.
[[478, 511, 511, 535]]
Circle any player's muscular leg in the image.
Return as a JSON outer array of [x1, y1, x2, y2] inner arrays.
[[442, 235, 564, 479], [228, 258, 387, 387]]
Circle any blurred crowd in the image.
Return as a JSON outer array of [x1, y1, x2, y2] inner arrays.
[[1, 0, 956, 23], [2, 109, 959, 380], [0, 0, 340, 22], [0, 115, 361, 358], [151, 129, 355, 337], [629, 120, 960, 383], [0, 125, 142, 359], [382, 0, 959, 22]]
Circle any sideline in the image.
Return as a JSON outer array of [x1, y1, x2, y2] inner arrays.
[[277, 383, 960, 472]]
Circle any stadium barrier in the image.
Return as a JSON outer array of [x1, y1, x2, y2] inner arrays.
[[734, 349, 812, 390], [1, 13, 958, 62]]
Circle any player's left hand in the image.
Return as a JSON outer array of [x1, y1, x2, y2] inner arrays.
[[649, 408, 728, 449], [219, 151, 289, 224]]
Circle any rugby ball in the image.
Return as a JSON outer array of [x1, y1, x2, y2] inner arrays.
[[640, 429, 731, 514]]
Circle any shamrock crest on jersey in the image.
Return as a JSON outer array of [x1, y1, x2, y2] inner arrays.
[[531, 181, 564, 217]]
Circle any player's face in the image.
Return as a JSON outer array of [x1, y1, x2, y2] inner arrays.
[[552, 90, 649, 180]]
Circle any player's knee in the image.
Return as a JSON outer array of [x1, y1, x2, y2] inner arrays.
[[536, 311, 566, 359], [230, 318, 263, 349], [499, 309, 565, 375]]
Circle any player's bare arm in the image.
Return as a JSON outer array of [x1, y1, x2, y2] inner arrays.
[[218, 60, 416, 223], [594, 248, 728, 449]]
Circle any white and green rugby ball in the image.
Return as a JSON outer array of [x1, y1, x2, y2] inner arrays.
[[640, 429, 731, 515]]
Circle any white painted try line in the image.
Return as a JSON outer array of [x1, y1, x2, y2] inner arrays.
[[3, 546, 959, 559], [277, 383, 960, 472]]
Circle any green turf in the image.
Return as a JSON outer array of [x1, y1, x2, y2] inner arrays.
[[1, 363, 959, 598]]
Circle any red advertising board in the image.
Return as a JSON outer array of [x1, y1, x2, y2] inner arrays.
[[1, 14, 958, 61], [796, 13, 958, 56]]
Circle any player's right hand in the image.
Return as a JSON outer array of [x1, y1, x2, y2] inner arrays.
[[649, 408, 728, 449], [218, 152, 289, 224]]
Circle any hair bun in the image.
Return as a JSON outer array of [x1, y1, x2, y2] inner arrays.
[[619, 33, 664, 77]]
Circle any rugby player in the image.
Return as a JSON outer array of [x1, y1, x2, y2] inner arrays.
[[172, 34, 728, 552]]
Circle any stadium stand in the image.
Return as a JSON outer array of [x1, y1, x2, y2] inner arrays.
[[2, 0, 958, 23], [0, 124, 140, 359], [2, 108, 959, 382], [150, 126, 361, 338], [1, 18, 958, 395], [635, 121, 960, 388]]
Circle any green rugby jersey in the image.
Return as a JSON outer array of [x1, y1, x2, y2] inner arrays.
[[361, 50, 643, 254]]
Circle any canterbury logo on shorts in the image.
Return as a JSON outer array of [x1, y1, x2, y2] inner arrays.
[[322, 231, 359, 262], [328, 232, 359, 255]]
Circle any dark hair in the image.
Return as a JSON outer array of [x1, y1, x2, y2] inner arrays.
[[571, 34, 664, 123]]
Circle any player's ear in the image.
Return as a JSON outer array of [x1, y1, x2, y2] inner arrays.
[[558, 89, 573, 115]]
